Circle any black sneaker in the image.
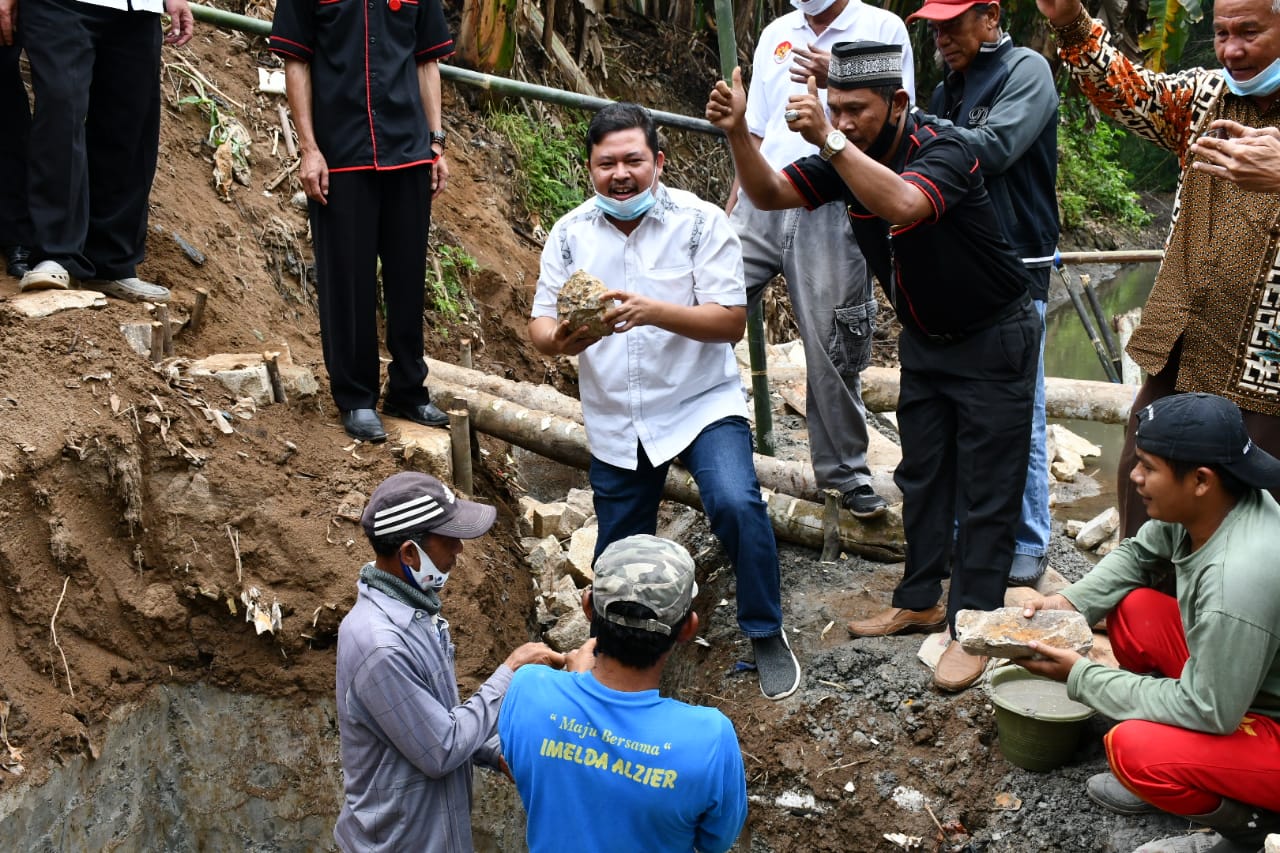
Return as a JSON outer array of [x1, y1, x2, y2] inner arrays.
[[841, 484, 887, 519], [1007, 553, 1049, 587], [752, 631, 801, 700]]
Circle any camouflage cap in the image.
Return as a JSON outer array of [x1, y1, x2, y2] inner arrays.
[[592, 534, 698, 636]]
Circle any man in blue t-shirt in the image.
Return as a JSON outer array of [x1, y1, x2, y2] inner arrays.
[[499, 535, 747, 853]]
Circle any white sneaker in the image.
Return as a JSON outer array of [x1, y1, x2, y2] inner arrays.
[[82, 277, 170, 304], [19, 260, 72, 292]]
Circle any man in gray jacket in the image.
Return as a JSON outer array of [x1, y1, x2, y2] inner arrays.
[[335, 472, 563, 852]]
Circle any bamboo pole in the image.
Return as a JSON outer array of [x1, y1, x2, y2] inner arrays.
[[1055, 249, 1163, 265], [448, 408, 474, 495]]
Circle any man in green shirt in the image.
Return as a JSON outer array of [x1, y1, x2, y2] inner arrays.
[[1020, 392, 1280, 853]]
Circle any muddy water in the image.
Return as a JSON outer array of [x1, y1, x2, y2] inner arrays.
[[1044, 263, 1158, 521]]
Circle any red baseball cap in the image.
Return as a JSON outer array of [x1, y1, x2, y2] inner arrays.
[[906, 0, 997, 23]]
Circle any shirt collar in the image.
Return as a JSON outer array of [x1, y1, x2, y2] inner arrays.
[[791, 0, 863, 33]]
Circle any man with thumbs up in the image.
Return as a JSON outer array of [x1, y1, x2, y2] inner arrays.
[[708, 41, 1039, 692]]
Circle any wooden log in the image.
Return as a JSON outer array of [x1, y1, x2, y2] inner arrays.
[[460, 338, 473, 370], [277, 105, 297, 159], [1055, 249, 1163, 266], [856, 366, 1138, 425], [156, 304, 174, 356], [522, 3, 597, 97], [430, 379, 905, 560], [821, 489, 841, 562]]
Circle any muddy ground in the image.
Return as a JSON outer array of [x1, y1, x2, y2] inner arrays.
[[0, 7, 1198, 852]]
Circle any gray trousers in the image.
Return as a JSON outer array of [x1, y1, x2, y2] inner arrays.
[[730, 193, 876, 492]]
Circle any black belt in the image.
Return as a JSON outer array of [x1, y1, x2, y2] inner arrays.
[[919, 295, 1031, 345]]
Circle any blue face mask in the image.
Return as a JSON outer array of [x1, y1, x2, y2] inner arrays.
[[401, 540, 449, 591], [1225, 58, 1280, 97], [593, 169, 659, 221]]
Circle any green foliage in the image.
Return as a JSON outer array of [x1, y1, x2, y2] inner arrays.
[[488, 109, 590, 226], [427, 243, 479, 320], [1057, 109, 1153, 231], [1139, 0, 1204, 73]]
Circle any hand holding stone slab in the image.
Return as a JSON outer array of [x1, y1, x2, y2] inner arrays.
[[955, 607, 1093, 660], [556, 270, 617, 339]]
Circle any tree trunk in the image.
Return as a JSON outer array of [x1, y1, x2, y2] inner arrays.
[[429, 378, 906, 561], [457, 0, 519, 74]]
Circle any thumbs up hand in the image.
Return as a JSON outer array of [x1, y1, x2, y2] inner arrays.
[[783, 76, 832, 148]]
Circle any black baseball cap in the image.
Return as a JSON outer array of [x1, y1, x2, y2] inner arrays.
[[361, 472, 497, 540], [1135, 393, 1280, 490]]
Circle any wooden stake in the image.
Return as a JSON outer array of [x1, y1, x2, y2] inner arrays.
[[449, 407, 474, 496], [821, 489, 842, 562], [460, 338, 473, 369], [190, 287, 209, 333], [156, 304, 174, 356], [277, 104, 297, 159], [264, 351, 289, 405], [150, 322, 165, 364]]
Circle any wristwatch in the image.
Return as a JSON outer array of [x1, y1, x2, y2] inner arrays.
[[430, 130, 447, 149], [819, 130, 847, 161]]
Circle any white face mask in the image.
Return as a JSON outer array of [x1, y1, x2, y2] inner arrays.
[[1224, 58, 1280, 98], [403, 540, 449, 591], [790, 0, 841, 16]]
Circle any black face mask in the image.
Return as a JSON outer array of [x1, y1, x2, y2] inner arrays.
[[864, 108, 900, 163]]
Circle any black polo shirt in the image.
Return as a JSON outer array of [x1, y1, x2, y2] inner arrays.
[[270, 0, 452, 171], [782, 113, 1029, 339]]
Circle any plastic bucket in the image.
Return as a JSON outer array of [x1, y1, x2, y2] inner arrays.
[[988, 666, 1095, 772]]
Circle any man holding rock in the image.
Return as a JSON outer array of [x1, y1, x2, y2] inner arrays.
[[336, 471, 563, 853], [1020, 393, 1280, 853], [499, 534, 748, 853], [708, 42, 1038, 692], [1033, 0, 1280, 538], [528, 102, 801, 700]]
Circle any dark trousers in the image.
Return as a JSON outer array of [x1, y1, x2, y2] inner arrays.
[[0, 44, 31, 249], [23, 0, 161, 280], [310, 167, 433, 411], [892, 304, 1040, 631], [1117, 339, 1280, 537]]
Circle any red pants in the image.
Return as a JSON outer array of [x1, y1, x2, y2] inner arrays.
[[1103, 588, 1280, 815]]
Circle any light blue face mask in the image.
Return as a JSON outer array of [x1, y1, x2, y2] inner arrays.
[[402, 540, 449, 591], [594, 169, 659, 221], [1225, 58, 1280, 97]]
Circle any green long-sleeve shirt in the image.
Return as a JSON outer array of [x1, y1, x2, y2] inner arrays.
[[1063, 490, 1280, 734]]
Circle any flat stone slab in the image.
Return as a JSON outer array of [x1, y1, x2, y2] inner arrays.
[[8, 289, 107, 317], [955, 607, 1093, 660]]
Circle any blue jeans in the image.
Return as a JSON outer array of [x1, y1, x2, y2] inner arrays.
[[1014, 298, 1050, 558], [589, 416, 783, 638]]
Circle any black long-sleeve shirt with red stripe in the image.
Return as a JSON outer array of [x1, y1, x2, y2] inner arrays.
[[270, 0, 453, 171], [782, 112, 1029, 339]]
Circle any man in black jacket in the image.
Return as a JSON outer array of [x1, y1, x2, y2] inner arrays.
[[907, 0, 1060, 586], [708, 41, 1038, 692]]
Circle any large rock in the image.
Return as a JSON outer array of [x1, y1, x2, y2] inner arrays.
[[557, 270, 615, 338], [1048, 424, 1102, 459], [955, 607, 1093, 660], [565, 526, 597, 586], [532, 502, 568, 539], [565, 487, 595, 519], [1077, 507, 1120, 550], [187, 350, 318, 405], [9, 289, 106, 317], [394, 421, 453, 482], [545, 606, 590, 652]]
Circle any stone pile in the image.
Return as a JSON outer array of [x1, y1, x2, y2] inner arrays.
[[517, 488, 600, 652], [1065, 507, 1121, 557]]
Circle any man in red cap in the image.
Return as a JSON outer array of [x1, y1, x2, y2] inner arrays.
[[904, 0, 1059, 587], [1020, 393, 1280, 853], [334, 471, 563, 853]]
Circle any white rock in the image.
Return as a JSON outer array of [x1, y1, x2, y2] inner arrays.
[[545, 606, 590, 651], [1048, 423, 1102, 459], [10, 289, 106, 317], [565, 526, 597, 586], [1065, 519, 1085, 538], [548, 574, 581, 617], [532, 502, 567, 538], [524, 535, 562, 571], [1052, 445, 1084, 481], [188, 351, 317, 405], [395, 422, 453, 482], [1050, 460, 1078, 483], [516, 496, 540, 538], [558, 504, 589, 538], [565, 487, 595, 518], [1094, 528, 1122, 557], [1076, 507, 1120, 550]]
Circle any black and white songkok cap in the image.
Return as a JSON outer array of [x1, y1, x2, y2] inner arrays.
[[361, 472, 497, 540], [828, 41, 904, 91]]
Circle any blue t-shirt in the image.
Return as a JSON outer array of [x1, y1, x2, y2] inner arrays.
[[498, 666, 747, 853]]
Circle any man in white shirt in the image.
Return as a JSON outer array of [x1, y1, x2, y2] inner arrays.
[[529, 102, 801, 701], [15, 0, 192, 303], [729, 0, 913, 518]]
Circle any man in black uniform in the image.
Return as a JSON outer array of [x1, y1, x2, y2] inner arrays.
[[271, 0, 453, 442], [707, 40, 1038, 692], [0, 9, 31, 280]]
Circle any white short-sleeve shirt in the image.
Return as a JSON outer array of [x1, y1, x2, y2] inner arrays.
[[745, 1, 915, 171], [533, 185, 749, 470]]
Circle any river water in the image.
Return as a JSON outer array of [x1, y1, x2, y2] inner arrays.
[[1043, 263, 1158, 520]]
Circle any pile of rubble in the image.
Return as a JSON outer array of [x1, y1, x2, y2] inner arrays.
[[516, 489, 600, 652], [1045, 424, 1123, 557]]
